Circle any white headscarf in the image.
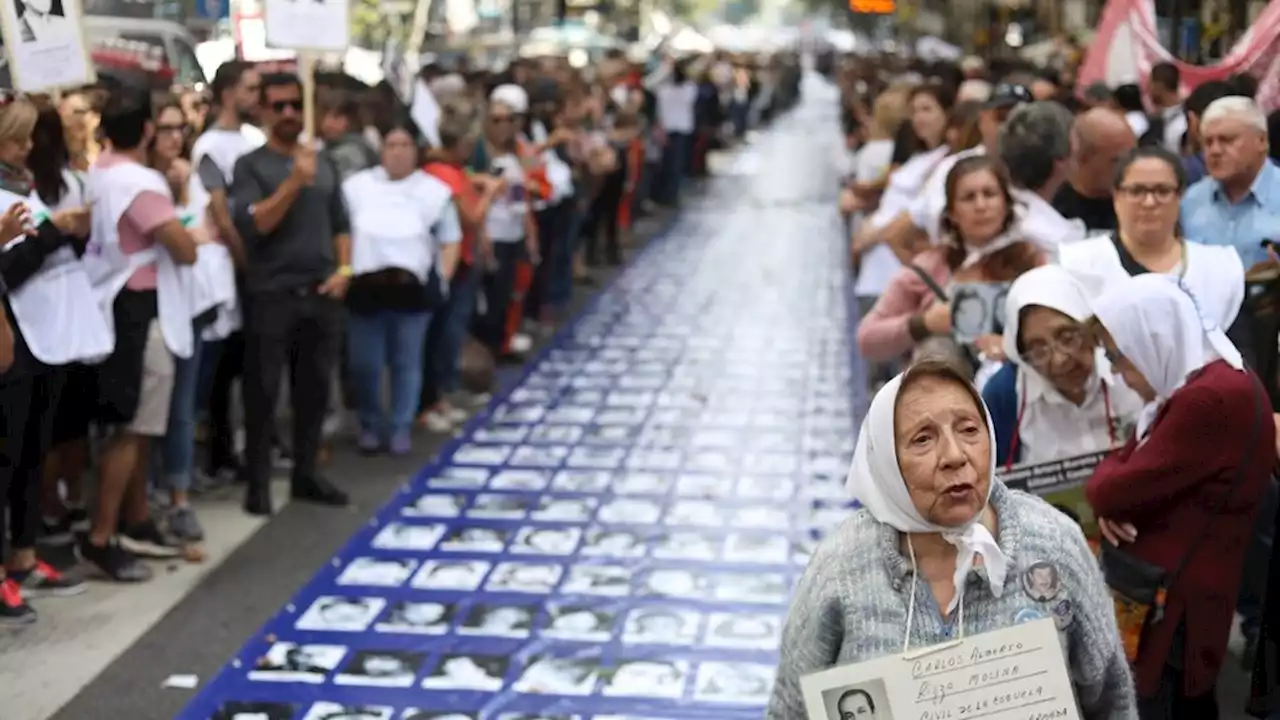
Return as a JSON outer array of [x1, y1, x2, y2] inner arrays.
[[1093, 274, 1245, 439], [846, 372, 1008, 613]]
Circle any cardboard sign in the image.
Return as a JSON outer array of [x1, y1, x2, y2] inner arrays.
[[800, 618, 1080, 720], [0, 0, 94, 92], [997, 450, 1109, 538]]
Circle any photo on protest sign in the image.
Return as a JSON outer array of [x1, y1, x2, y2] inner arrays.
[[262, 0, 350, 52], [0, 0, 93, 92], [949, 281, 1010, 344], [294, 595, 385, 632], [799, 619, 1080, 720], [996, 449, 1109, 539]]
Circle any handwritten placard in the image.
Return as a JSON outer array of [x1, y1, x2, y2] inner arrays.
[[800, 618, 1079, 720], [996, 450, 1108, 538]]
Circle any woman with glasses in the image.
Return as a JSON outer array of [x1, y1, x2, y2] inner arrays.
[[982, 265, 1143, 469]]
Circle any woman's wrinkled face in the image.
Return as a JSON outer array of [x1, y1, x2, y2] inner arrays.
[[947, 168, 1007, 247], [1114, 157, 1180, 239], [910, 92, 946, 148], [894, 375, 991, 527], [1018, 306, 1094, 398], [1099, 333, 1157, 402]]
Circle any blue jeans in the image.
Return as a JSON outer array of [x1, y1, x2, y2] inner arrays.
[[154, 329, 204, 493], [348, 309, 432, 437], [657, 132, 691, 206], [421, 268, 480, 410]]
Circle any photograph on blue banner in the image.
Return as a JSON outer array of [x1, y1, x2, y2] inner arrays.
[[248, 643, 347, 683], [420, 654, 508, 691], [694, 661, 776, 703], [531, 496, 598, 522], [211, 701, 298, 719], [371, 522, 446, 551], [550, 470, 611, 493], [512, 653, 601, 695], [334, 650, 426, 688], [610, 472, 671, 496], [704, 612, 784, 650], [597, 498, 662, 525], [581, 528, 646, 558], [511, 526, 583, 555], [542, 605, 616, 641], [440, 525, 510, 553], [410, 560, 491, 591], [374, 601, 455, 635], [458, 603, 535, 637], [300, 703, 395, 720], [403, 492, 468, 518], [622, 606, 700, 645], [296, 596, 386, 632], [485, 562, 563, 594], [429, 467, 490, 489], [601, 659, 689, 698], [467, 494, 530, 520], [561, 564, 631, 596], [652, 531, 718, 561], [335, 557, 417, 587]]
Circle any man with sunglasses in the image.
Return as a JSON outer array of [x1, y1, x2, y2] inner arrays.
[[230, 72, 351, 516]]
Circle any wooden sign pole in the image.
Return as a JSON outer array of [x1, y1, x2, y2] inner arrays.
[[301, 52, 317, 142]]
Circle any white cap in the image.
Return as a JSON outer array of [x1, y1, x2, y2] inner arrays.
[[490, 83, 529, 114]]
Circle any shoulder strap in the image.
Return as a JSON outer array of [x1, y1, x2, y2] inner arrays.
[[908, 263, 948, 302]]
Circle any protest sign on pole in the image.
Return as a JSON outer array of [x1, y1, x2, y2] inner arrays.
[[262, 0, 352, 140], [0, 0, 95, 93]]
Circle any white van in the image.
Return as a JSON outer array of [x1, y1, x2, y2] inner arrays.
[[82, 16, 206, 87]]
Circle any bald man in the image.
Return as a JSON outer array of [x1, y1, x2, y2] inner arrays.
[[1051, 108, 1136, 231]]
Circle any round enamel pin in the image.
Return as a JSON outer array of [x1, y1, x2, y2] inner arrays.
[[1022, 561, 1063, 602], [1013, 607, 1046, 625], [1052, 598, 1075, 630]]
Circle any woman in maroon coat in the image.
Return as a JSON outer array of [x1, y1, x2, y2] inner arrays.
[[1084, 275, 1273, 719]]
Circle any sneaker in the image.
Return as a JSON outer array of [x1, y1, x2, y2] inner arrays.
[[272, 446, 294, 472], [10, 561, 87, 598], [440, 401, 468, 424], [357, 430, 381, 455], [40, 515, 76, 545], [0, 579, 35, 626], [509, 333, 533, 355], [167, 506, 205, 543], [421, 411, 453, 434], [78, 537, 153, 582], [389, 430, 412, 456], [119, 519, 183, 558]]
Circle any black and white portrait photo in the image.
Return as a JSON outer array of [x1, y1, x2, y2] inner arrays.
[[485, 562, 563, 594], [513, 655, 601, 696], [248, 642, 346, 684], [451, 443, 512, 466], [420, 654, 508, 691], [409, 560, 490, 591], [622, 607, 699, 645], [13, 0, 68, 43], [336, 557, 416, 587], [949, 282, 1005, 342], [510, 445, 570, 468], [401, 712, 474, 720], [403, 492, 467, 518], [467, 493, 530, 520], [511, 526, 582, 555], [693, 662, 775, 704], [561, 564, 631, 596], [430, 466, 489, 489], [724, 533, 790, 564], [597, 498, 663, 525], [602, 659, 689, 699], [458, 604, 534, 637], [665, 500, 724, 527], [527, 424, 584, 444], [583, 424, 640, 445], [729, 505, 789, 529], [652, 531, 718, 561], [542, 606, 614, 641], [581, 528, 645, 558], [211, 701, 296, 720], [299, 703, 394, 720], [820, 679, 893, 720], [611, 472, 672, 495], [370, 522, 446, 551], [704, 612, 783, 650], [334, 650, 426, 688], [495, 714, 582, 720], [532, 496, 597, 522], [551, 470, 612, 493], [641, 569, 705, 599], [374, 601, 454, 635], [676, 473, 734, 498], [440, 525, 509, 553], [567, 445, 627, 469], [490, 469, 552, 491], [472, 422, 530, 444], [295, 595, 386, 632], [712, 572, 788, 604]]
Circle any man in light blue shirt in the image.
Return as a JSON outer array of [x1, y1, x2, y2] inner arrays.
[[1181, 96, 1280, 269]]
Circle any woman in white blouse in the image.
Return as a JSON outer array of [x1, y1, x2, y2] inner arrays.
[[343, 119, 461, 456]]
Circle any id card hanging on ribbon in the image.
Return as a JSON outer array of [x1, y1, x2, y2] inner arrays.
[[799, 618, 1081, 720]]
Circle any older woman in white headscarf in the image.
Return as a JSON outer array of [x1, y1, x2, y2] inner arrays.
[[982, 265, 1144, 468], [769, 360, 1135, 719], [1084, 274, 1273, 718]]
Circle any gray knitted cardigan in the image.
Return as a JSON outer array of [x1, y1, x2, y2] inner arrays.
[[767, 481, 1138, 719]]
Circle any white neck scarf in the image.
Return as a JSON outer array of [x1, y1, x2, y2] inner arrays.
[[846, 373, 1009, 613], [1093, 274, 1245, 440]]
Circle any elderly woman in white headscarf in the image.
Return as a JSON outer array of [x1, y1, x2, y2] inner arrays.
[[982, 265, 1144, 469], [1084, 274, 1273, 718], [769, 360, 1136, 719]]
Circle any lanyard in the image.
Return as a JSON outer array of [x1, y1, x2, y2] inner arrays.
[[1004, 380, 1114, 471]]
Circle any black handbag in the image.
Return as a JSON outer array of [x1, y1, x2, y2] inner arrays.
[[1100, 375, 1267, 660]]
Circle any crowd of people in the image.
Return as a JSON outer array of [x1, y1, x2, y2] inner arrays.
[[767, 56, 1280, 719], [0, 48, 802, 626]]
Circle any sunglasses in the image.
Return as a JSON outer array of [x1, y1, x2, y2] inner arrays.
[[271, 99, 303, 113]]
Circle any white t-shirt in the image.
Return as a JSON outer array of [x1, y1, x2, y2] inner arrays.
[[656, 81, 698, 134], [485, 153, 528, 243], [189, 124, 265, 223], [344, 167, 462, 280]]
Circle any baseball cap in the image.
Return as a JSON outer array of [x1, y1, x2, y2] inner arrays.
[[984, 82, 1033, 110]]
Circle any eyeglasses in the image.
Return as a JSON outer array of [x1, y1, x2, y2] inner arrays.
[[271, 99, 302, 113], [1021, 327, 1086, 367], [489, 115, 514, 125], [1117, 184, 1179, 202]]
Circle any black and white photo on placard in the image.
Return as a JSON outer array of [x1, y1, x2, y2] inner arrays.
[[371, 522, 446, 551], [440, 525, 509, 553], [430, 467, 490, 489], [12, 0, 68, 43], [334, 649, 426, 687], [949, 281, 1008, 343], [336, 557, 416, 587], [248, 642, 347, 683], [602, 659, 689, 699], [723, 533, 790, 564], [730, 505, 789, 529], [420, 654, 508, 691], [611, 472, 672, 496], [211, 701, 297, 720], [485, 562, 563, 594], [511, 526, 582, 555], [712, 572, 789, 604], [581, 528, 645, 558], [458, 603, 534, 637], [551, 469, 612, 493], [641, 568, 706, 599], [652, 531, 718, 561], [410, 560, 490, 591], [561, 564, 631, 596], [295, 595, 386, 632], [622, 607, 699, 645], [374, 601, 454, 635], [597, 498, 662, 525], [541, 605, 614, 641], [466, 493, 529, 520], [532, 496, 597, 522], [490, 468, 553, 491], [513, 654, 601, 696], [704, 612, 783, 649], [693, 661, 775, 703], [299, 703, 394, 720], [403, 493, 467, 518], [675, 473, 734, 498]]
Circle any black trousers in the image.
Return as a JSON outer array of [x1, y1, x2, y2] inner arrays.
[[584, 180, 623, 267], [206, 330, 244, 473], [476, 242, 524, 356], [242, 288, 341, 494], [0, 369, 64, 557]]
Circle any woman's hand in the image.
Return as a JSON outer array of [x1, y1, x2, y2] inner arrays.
[[922, 301, 952, 335], [50, 207, 90, 237], [973, 333, 1005, 361], [165, 157, 191, 189], [837, 187, 861, 215], [1098, 517, 1138, 547], [0, 203, 32, 243]]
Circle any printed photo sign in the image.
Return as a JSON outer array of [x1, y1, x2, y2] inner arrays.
[[262, 0, 351, 51], [996, 449, 1109, 538], [949, 281, 1010, 344], [0, 0, 94, 92]]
